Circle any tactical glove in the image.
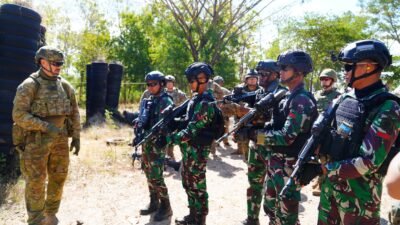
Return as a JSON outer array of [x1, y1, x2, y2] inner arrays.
[[154, 137, 167, 149], [254, 93, 275, 114], [297, 163, 323, 186], [70, 138, 80, 155], [46, 123, 62, 136]]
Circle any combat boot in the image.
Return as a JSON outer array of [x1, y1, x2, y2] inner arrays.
[[140, 194, 159, 215], [241, 217, 260, 225], [195, 214, 206, 225], [154, 199, 173, 221], [175, 208, 196, 225], [43, 214, 59, 225]]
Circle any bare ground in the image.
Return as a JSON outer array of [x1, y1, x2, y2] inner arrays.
[[0, 124, 395, 225]]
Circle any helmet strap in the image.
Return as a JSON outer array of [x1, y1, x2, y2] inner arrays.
[[348, 66, 380, 88]]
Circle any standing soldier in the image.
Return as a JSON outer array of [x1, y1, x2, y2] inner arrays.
[[135, 71, 174, 221], [242, 60, 287, 225], [212, 75, 233, 148], [173, 62, 217, 225], [165, 75, 187, 160], [256, 51, 318, 225], [232, 69, 260, 157], [298, 40, 400, 225], [311, 68, 341, 196], [12, 46, 80, 225]]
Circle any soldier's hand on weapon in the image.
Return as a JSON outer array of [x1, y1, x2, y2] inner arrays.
[[46, 123, 62, 136], [70, 138, 80, 156], [254, 93, 275, 114], [297, 163, 323, 186]]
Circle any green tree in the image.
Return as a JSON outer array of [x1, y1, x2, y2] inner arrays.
[[266, 12, 371, 91]]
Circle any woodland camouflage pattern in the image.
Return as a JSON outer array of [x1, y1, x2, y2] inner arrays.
[[258, 83, 317, 225], [318, 87, 400, 225], [141, 90, 174, 200], [12, 69, 80, 225], [174, 90, 215, 217]]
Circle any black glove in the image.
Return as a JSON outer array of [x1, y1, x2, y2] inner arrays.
[[70, 138, 80, 156], [297, 163, 323, 186], [254, 93, 275, 114]]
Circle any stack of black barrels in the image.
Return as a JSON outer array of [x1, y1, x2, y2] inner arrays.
[[86, 62, 124, 124], [0, 4, 44, 177]]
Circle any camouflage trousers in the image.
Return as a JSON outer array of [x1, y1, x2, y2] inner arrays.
[[247, 144, 269, 220], [318, 178, 381, 225], [180, 143, 210, 216], [142, 144, 169, 200], [19, 132, 69, 225], [265, 153, 300, 225]]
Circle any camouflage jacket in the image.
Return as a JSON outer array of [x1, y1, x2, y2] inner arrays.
[[325, 86, 400, 185], [314, 88, 341, 113], [12, 69, 80, 138], [166, 87, 187, 106], [258, 83, 317, 147], [176, 89, 215, 143]]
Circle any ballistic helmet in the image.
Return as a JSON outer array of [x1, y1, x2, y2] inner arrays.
[[256, 60, 279, 73], [185, 62, 213, 81], [145, 71, 166, 85], [277, 50, 313, 75], [165, 75, 175, 82], [338, 39, 392, 69], [319, 68, 337, 82], [35, 46, 64, 65]]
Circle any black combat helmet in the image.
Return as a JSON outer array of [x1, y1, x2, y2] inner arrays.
[[145, 71, 166, 85], [338, 39, 392, 69], [277, 50, 313, 75], [185, 62, 213, 82], [245, 69, 258, 79], [256, 60, 279, 73]]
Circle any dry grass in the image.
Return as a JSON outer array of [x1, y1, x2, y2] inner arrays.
[[0, 115, 397, 225]]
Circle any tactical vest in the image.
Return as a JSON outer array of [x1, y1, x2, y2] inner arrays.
[[324, 96, 367, 160], [147, 92, 172, 129], [271, 87, 317, 157], [184, 92, 224, 147]]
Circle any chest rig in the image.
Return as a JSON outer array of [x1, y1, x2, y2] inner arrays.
[[270, 88, 317, 157], [30, 74, 71, 119]]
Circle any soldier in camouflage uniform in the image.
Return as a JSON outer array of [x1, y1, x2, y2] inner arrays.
[[232, 69, 260, 157], [165, 75, 187, 160], [134, 71, 174, 221], [173, 62, 217, 225], [311, 68, 341, 196], [12, 46, 80, 225], [241, 60, 287, 225], [212, 76, 233, 148], [256, 50, 318, 225], [297, 40, 400, 225]]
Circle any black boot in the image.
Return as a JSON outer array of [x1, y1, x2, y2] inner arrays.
[[195, 214, 206, 225], [241, 217, 260, 225], [140, 194, 159, 215], [175, 208, 196, 225], [154, 199, 173, 221]]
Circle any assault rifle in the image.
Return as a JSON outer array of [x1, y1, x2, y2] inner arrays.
[[216, 89, 287, 143], [280, 100, 340, 196], [219, 91, 258, 104], [133, 99, 190, 148]]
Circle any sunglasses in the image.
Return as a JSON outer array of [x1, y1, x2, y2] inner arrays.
[[280, 65, 293, 71], [146, 82, 159, 87], [258, 71, 273, 77], [343, 62, 378, 72], [50, 61, 64, 67]]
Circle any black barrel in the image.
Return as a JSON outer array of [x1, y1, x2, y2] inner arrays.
[[87, 62, 108, 122], [106, 63, 123, 110]]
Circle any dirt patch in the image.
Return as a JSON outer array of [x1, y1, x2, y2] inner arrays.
[[0, 125, 395, 225]]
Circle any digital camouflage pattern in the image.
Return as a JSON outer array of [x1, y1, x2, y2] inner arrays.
[[141, 90, 174, 200], [314, 88, 341, 113], [318, 87, 400, 225], [247, 81, 287, 221], [258, 83, 317, 225], [12, 69, 80, 225], [166, 87, 187, 106], [174, 90, 215, 217]]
